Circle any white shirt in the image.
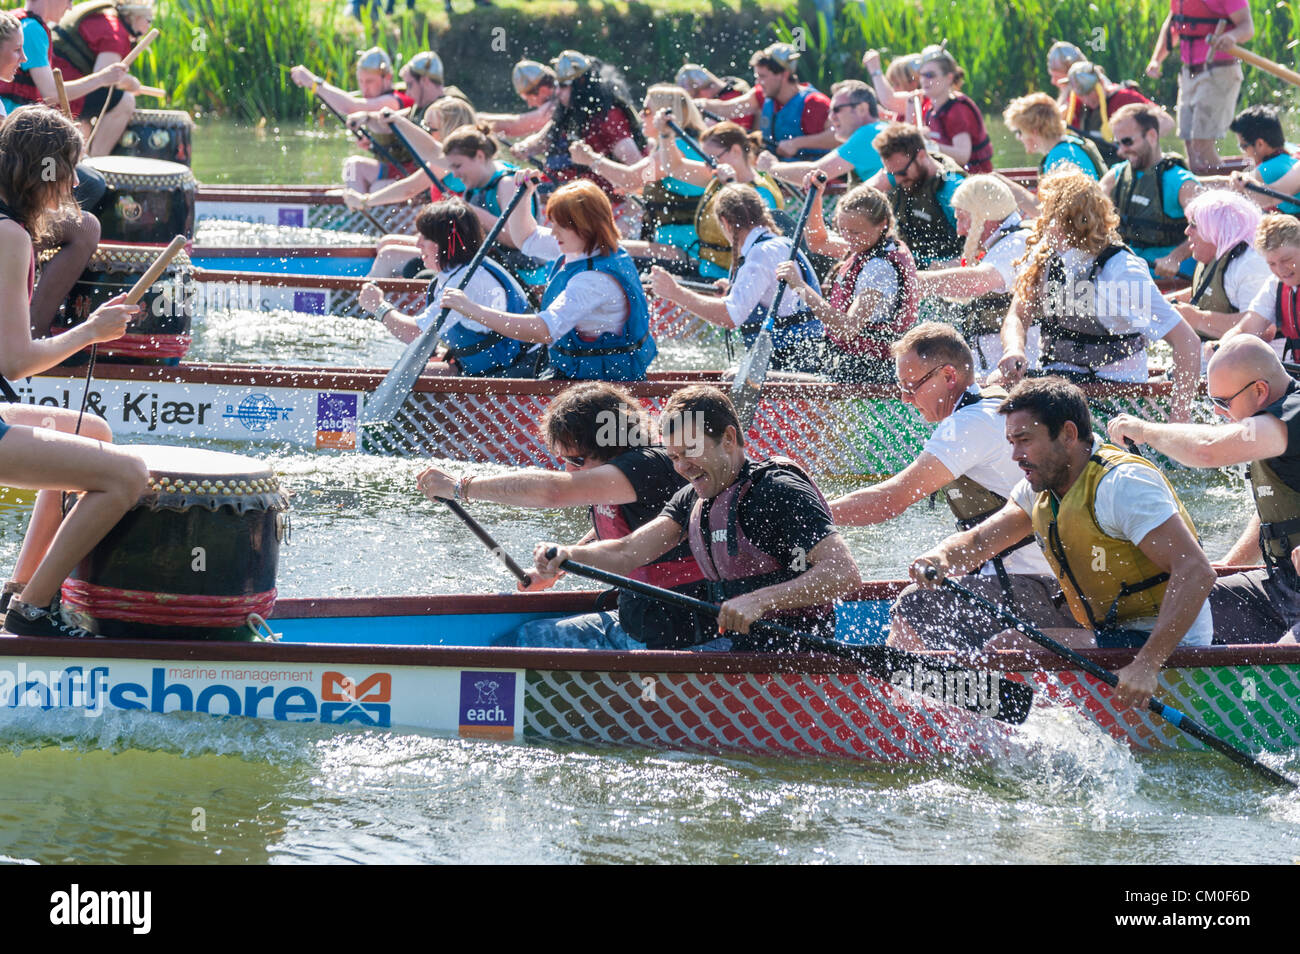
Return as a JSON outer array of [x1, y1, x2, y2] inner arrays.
[[850, 256, 900, 326], [1008, 438, 1212, 645], [1245, 273, 1296, 360], [1219, 245, 1272, 312], [522, 227, 629, 341], [972, 215, 1039, 375], [417, 263, 508, 338], [723, 228, 822, 330], [1039, 246, 1183, 381], [925, 388, 1052, 575]]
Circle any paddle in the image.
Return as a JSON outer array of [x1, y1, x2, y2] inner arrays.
[[548, 548, 1035, 724], [315, 92, 411, 178], [1231, 46, 1300, 90], [731, 173, 825, 432], [933, 571, 1297, 787], [359, 181, 533, 425], [51, 68, 71, 119], [85, 27, 158, 154], [665, 118, 715, 169], [438, 495, 532, 585], [1243, 180, 1298, 207]]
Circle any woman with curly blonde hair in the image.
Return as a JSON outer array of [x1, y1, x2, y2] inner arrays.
[[998, 171, 1201, 421]]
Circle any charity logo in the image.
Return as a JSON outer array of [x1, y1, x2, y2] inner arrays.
[[293, 291, 327, 315], [458, 671, 516, 739], [223, 393, 294, 431], [321, 671, 392, 726], [278, 208, 305, 228]]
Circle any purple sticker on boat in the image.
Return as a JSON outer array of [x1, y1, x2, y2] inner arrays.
[[278, 208, 305, 228], [459, 671, 516, 738], [316, 392, 357, 431], [293, 291, 327, 314]]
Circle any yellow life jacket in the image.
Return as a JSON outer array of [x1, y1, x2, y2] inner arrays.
[[1029, 443, 1198, 629], [692, 175, 785, 271]]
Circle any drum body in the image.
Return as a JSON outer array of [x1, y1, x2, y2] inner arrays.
[[61, 446, 291, 640], [112, 108, 195, 165], [53, 242, 194, 364], [86, 156, 196, 243]]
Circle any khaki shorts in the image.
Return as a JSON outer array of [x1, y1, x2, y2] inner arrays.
[[890, 573, 1084, 650], [1176, 61, 1243, 141]]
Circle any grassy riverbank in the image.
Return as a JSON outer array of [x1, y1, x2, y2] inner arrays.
[[142, 0, 1298, 121]]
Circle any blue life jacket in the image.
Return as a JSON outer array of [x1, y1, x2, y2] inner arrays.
[[760, 85, 828, 161], [735, 233, 824, 352], [463, 162, 540, 218], [433, 258, 539, 377], [541, 249, 657, 381]]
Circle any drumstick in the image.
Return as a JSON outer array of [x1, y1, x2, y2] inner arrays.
[[135, 85, 166, 99], [122, 27, 159, 67], [52, 68, 71, 118], [123, 235, 187, 304]]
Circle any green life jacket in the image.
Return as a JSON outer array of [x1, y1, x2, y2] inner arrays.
[[1113, 155, 1191, 250], [53, 0, 123, 78], [890, 152, 966, 266], [1188, 240, 1249, 324], [1248, 382, 1300, 581]]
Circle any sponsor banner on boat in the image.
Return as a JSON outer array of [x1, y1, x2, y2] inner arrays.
[[196, 200, 314, 228], [0, 657, 525, 737], [20, 375, 363, 449]]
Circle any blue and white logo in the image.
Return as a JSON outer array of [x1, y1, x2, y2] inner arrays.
[[223, 393, 294, 432]]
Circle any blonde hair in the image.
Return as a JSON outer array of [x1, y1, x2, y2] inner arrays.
[[0, 10, 20, 46], [1013, 171, 1120, 305], [425, 96, 476, 138], [885, 55, 919, 91], [1255, 213, 1300, 253], [951, 175, 1018, 265], [643, 84, 705, 138], [1003, 91, 1065, 142], [836, 183, 895, 239]]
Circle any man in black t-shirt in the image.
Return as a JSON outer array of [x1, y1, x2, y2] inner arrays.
[[1108, 334, 1300, 643], [415, 383, 709, 649], [533, 385, 861, 648]]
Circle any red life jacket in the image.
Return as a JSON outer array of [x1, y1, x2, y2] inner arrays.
[[1277, 281, 1300, 361], [591, 502, 704, 590], [825, 239, 919, 358], [0, 10, 52, 106], [1169, 0, 1226, 39]]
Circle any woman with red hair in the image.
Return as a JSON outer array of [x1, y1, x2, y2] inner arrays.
[[440, 175, 657, 380]]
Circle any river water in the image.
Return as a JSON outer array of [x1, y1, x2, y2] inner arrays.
[[0, 120, 1293, 867]]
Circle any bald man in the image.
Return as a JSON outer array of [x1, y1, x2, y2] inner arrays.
[[1108, 335, 1300, 643]]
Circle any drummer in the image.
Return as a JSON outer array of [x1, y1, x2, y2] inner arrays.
[[440, 175, 658, 381], [290, 47, 413, 193], [0, 105, 150, 639], [480, 60, 557, 140], [360, 198, 541, 377], [50, 0, 154, 154]]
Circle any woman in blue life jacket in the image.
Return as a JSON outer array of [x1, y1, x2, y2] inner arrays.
[[648, 182, 824, 373], [359, 198, 542, 378], [440, 174, 657, 381]]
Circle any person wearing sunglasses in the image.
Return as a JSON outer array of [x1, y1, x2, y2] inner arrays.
[[1062, 61, 1171, 168], [1100, 102, 1204, 280], [1228, 104, 1300, 219], [758, 80, 888, 188], [416, 383, 710, 651], [997, 171, 1202, 424], [908, 44, 993, 174], [1215, 212, 1300, 363], [831, 324, 1076, 652], [863, 122, 966, 268], [1108, 334, 1300, 645]]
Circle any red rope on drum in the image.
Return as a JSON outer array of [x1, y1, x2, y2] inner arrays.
[[96, 333, 192, 359], [60, 579, 276, 628]]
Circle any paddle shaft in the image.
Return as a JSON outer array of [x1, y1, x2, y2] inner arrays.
[[85, 27, 157, 152], [440, 497, 531, 584], [1244, 180, 1297, 206], [316, 93, 411, 175], [549, 549, 1034, 724], [936, 573, 1297, 787], [385, 119, 451, 195], [52, 69, 71, 118], [665, 119, 716, 169], [360, 182, 533, 424], [1233, 46, 1300, 90]]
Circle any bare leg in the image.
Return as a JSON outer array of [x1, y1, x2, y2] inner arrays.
[[86, 91, 137, 158], [887, 615, 926, 651], [983, 626, 1097, 652], [344, 156, 382, 193], [30, 210, 100, 338], [366, 243, 421, 278]]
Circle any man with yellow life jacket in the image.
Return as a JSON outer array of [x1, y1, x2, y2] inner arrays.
[[532, 386, 862, 648], [865, 123, 966, 269], [416, 383, 711, 649], [1101, 103, 1204, 279], [1108, 335, 1300, 644], [829, 324, 1081, 651], [911, 376, 1215, 710]]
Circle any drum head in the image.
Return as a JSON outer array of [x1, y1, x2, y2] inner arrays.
[[86, 155, 195, 186], [132, 444, 287, 513]]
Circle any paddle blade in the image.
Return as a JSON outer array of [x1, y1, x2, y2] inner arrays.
[[731, 328, 774, 431], [359, 313, 446, 426]]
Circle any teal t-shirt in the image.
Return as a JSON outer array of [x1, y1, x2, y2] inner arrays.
[[1258, 152, 1300, 216], [1043, 140, 1101, 180], [0, 18, 49, 114], [836, 120, 887, 180]]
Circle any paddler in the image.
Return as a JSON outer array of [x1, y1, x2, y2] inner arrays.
[[1215, 212, 1300, 362], [674, 62, 753, 130], [532, 385, 862, 647], [915, 174, 1034, 376], [1046, 40, 1086, 106], [49, 0, 152, 154], [1228, 105, 1300, 217], [647, 183, 824, 374], [910, 44, 994, 174], [833, 324, 1081, 651], [863, 122, 966, 269], [694, 43, 835, 161], [1100, 102, 1204, 278], [1108, 334, 1300, 643], [1145, 0, 1254, 174], [1063, 61, 1172, 168], [342, 98, 477, 213], [1166, 189, 1270, 342], [480, 60, 557, 140], [0, 105, 150, 639], [1003, 91, 1107, 181], [416, 382, 710, 649], [860, 49, 922, 125], [440, 175, 658, 381], [911, 375, 1215, 709], [997, 171, 1202, 424], [757, 80, 888, 188], [290, 47, 413, 193], [775, 176, 918, 383]]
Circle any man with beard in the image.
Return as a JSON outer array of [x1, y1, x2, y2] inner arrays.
[[864, 122, 966, 268]]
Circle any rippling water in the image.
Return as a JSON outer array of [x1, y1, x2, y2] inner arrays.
[[0, 123, 1290, 867]]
